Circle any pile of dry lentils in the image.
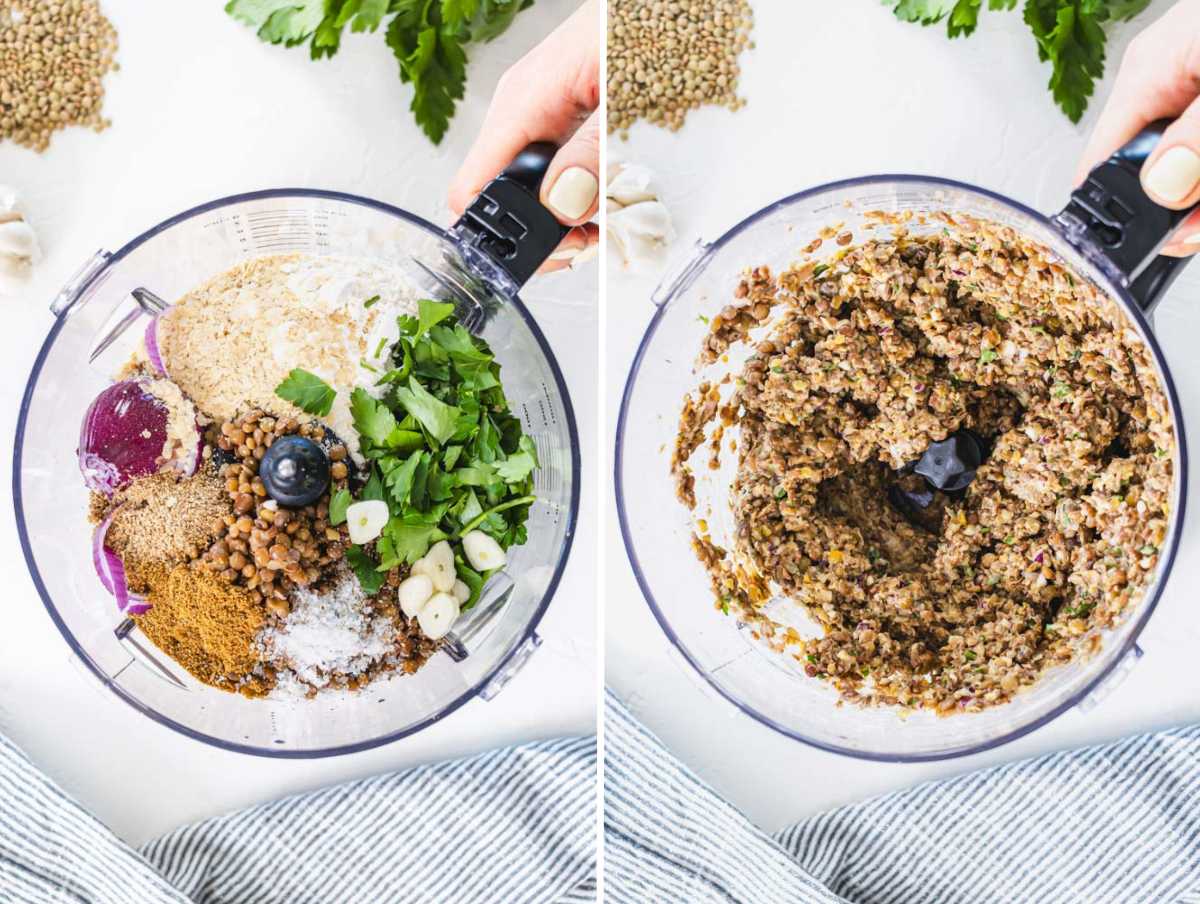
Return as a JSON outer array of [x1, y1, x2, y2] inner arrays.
[[608, 0, 754, 138], [0, 0, 117, 151]]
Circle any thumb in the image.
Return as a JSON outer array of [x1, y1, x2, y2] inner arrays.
[[540, 109, 601, 226]]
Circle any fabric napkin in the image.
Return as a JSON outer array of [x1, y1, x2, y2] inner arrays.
[[605, 690, 1200, 904], [0, 733, 596, 904]]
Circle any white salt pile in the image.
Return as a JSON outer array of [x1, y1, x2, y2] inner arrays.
[[260, 573, 396, 696]]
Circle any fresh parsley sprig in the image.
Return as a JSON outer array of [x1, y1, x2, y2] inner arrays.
[[343, 300, 538, 603], [226, 0, 535, 144], [884, 0, 1153, 123]]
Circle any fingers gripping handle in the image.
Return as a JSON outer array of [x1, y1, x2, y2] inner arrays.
[[451, 142, 571, 288], [1055, 120, 1199, 313]]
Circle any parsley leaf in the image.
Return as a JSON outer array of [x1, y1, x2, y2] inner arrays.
[[274, 368, 336, 416], [394, 377, 462, 445], [415, 299, 456, 338], [884, 0, 1150, 122], [329, 488, 352, 526], [346, 545, 386, 595], [226, 0, 533, 144], [350, 387, 397, 445]]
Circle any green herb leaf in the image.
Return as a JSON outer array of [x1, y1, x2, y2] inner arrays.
[[979, 346, 998, 365], [415, 299, 456, 337], [885, 0, 1146, 123], [350, 387, 398, 445], [363, 294, 381, 308], [329, 488, 352, 525], [346, 544, 386, 595], [227, 0, 531, 144], [274, 368, 336, 416], [394, 377, 462, 445]]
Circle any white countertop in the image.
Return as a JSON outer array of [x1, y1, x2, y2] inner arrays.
[[606, 0, 1200, 833], [0, 0, 595, 846]]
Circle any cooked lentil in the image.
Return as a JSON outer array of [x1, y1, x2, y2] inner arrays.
[[675, 217, 1175, 713]]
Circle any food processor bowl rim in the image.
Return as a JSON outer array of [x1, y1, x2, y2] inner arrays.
[[614, 172, 1188, 763], [13, 187, 582, 759]]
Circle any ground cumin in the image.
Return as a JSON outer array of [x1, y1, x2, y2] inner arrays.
[[131, 562, 271, 697]]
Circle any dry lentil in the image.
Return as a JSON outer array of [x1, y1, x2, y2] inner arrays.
[[0, 0, 118, 152], [607, 0, 753, 138]]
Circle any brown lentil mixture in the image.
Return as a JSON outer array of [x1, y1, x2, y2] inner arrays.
[[675, 217, 1175, 713]]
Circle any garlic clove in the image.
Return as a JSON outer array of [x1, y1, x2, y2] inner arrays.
[[607, 162, 660, 208], [425, 539, 456, 592], [411, 556, 434, 581], [462, 530, 506, 572], [418, 592, 460, 640], [0, 220, 36, 257], [452, 579, 470, 605], [346, 499, 388, 544], [398, 573, 435, 618]]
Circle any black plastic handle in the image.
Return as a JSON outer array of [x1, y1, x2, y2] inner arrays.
[[1054, 120, 1199, 313], [450, 142, 571, 288]]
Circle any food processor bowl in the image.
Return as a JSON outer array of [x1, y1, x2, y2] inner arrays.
[[616, 172, 1188, 761], [15, 189, 580, 756]]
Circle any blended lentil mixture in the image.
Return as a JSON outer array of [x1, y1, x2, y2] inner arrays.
[[674, 215, 1175, 714]]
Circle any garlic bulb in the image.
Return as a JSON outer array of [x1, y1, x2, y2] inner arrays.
[[606, 162, 675, 273], [0, 185, 39, 294]]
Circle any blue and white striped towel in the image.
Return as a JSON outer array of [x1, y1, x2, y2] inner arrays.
[[605, 691, 1200, 904], [0, 733, 596, 904]]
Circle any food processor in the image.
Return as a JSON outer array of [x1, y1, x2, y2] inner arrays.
[[616, 123, 1192, 761], [15, 146, 580, 757]]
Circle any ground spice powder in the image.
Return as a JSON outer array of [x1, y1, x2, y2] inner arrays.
[[131, 563, 271, 697], [107, 470, 230, 569]]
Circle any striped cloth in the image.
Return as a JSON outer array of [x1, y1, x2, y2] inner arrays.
[[0, 733, 596, 904], [605, 691, 1200, 904]]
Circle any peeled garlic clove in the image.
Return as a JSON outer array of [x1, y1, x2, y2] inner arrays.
[[425, 539, 456, 592], [398, 573, 434, 618], [0, 220, 37, 258], [346, 499, 389, 544], [606, 162, 660, 207], [452, 579, 470, 605], [411, 556, 434, 580], [418, 592, 460, 640], [462, 530, 506, 572]]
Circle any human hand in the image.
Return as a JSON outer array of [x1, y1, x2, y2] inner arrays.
[[448, 0, 600, 274], [1076, 0, 1200, 256]]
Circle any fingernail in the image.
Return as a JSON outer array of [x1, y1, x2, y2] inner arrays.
[[546, 167, 598, 220], [548, 246, 581, 261], [1182, 232, 1200, 245], [1144, 146, 1200, 203]]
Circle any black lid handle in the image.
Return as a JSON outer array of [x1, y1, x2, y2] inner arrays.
[[1054, 120, 1199, 313], [450, 142, 571, 288]]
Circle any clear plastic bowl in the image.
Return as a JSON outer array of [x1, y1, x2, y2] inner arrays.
[[15, 190, 580, 757], [616, 177, 1186, 761]]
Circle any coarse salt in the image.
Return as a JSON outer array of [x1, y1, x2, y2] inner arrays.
[[260, 574, 397, 695]]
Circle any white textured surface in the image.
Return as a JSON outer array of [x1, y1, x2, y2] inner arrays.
[[0, 0, 596, 845], [606, 1, 1200, 833]]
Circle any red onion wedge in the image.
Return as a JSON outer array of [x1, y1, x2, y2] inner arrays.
[[143, 316, 166, 376], [92, 509, 149, 614], [78, 379, 199, 494]]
